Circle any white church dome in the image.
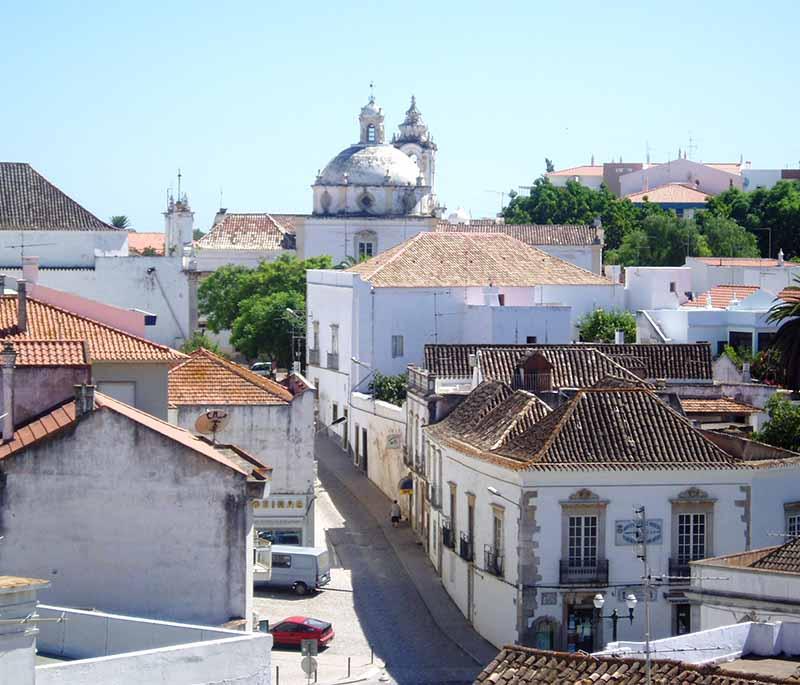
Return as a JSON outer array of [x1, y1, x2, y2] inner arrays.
[[318, 144, 421, 187]]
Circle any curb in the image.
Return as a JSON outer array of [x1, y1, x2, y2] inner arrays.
[[318, 441, 491, 667]]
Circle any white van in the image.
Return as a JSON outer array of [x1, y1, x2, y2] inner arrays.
[[256, 545, 331, 596]]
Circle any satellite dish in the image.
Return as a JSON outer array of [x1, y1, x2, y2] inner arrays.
[[195, 409, 230, 440]]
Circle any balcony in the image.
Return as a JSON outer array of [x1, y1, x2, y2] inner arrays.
[[308, 348, 320, 365], [484, 545, 504, 577], [326, 352, 339, 370], [668, 557, 692, 583], [559, 558, 609, 586], [442, 520, 455, 549], [459, 532, 474, 562]]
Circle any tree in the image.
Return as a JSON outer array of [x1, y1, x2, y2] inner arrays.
[[369, 372, 408, 406], [141, 246, 158, 256], [180, 331, 224, 356], [753, 394, 800, 452], [694, 214, 759, 258], [110, 215, 130, 229], [605, 213, 710, 266], [545, 158, 555, 173], [198, 254, 334, 363], [577, 309, 636, 343], [766, 277, 800, 389], [193, 229, 206, 241]]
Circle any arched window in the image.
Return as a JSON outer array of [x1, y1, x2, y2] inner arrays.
[[367, 124, 376, 143]]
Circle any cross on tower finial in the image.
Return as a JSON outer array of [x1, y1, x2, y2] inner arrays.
[[369, 81, 375, 103], [177, 168, 182, 200]]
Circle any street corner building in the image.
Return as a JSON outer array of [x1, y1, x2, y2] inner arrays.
[[0, 341, 268, 627], [168, 347, 317, 545]]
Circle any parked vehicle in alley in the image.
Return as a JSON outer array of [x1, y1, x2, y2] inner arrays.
[[270, 616, 334, 649], [250, 361, 273, 377], [256, 545, 331, 595]]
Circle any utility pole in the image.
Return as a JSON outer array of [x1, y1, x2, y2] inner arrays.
[[634, 506, 653, 685]]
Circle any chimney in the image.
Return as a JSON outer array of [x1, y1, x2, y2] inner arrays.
[[213, 208, 227, 226], [0, 275, 5, 293], [17, 279, 27, 333], [22, 256, 39, 285], [1, 342, 15, 442], [778, 249, 785, 266], [742, 362, 751, 383], [614, 329, 625, 345], [74, 384, 96, 418]]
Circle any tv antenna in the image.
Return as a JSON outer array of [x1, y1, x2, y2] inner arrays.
[[686, 133, 698, 160]]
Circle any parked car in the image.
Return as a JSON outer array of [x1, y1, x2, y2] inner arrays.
[[270, 616, 334, 649], [250, 361, 273, 377], [256, 545, 331, 595]]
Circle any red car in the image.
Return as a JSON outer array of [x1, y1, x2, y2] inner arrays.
[[270, 616, 334, 649]]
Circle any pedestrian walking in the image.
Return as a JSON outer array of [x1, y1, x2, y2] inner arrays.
[[390, 500, 401, 528]]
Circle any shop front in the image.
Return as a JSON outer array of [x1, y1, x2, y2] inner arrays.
[[253, 492, 315, 546]]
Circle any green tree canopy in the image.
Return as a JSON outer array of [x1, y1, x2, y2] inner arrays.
[[180, 331, 225, 356], [753, 394, 800, 453], [605, 213, 711, 266], [767, 277, 800, 389], [705, 180, 800, 258], [577, 309, 636, 343], [197, 254, 333, 365], [694, 213, 760, 258], [369, 372, 408, 406]]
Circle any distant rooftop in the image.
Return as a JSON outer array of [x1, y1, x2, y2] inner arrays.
[[436, 220, 602, 246], [197, 212, 293, 250], [627, 182, 710, 204], [127, 231, 165, 255]]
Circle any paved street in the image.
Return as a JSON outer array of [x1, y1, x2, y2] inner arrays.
[[255, 436, 489, 685]]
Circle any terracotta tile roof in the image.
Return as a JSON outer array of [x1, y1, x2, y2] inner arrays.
[[547, 165, 604, 177], [423, 343, 713, 381], [0, 296, 184, 362], [0, 576, 49, 590], [496, 387, 736, 470], [0, 162, 117, 231], [475, 646, 797, 684], [683, 284, 762, 309], [696, 257, 782, 267], [346, 232, 611, 287], [750, 537, 800, 574], [707, 162, 743, 175], [0, 391, 258, 477], [435, 221, 601, 247], [169, 348, 292, 405], [427, 381, 551, 453], [5, 339, 88, 365], [197, 213, 289, 250], [269, 214, 304, 234], [681, 397, 761, 414], [127, 231, 165, 255], [626, 182, 710, 204]]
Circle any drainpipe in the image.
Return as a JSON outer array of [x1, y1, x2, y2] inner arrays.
[[1, 343, 15, 442]]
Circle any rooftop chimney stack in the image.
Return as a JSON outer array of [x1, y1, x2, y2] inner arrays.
[[778, 249, 785, 266], [22, 256, 39, 285], [614, 329, 625, 345], [73, 384, 96, 418], [0, 275, 5, 293], [17, 279, 27, 333], [1, 342, 15, 442]]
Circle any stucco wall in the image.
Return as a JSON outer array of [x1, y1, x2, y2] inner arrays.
[[195, 248, 288, 272], [0, 408, 252, 625], [12, 366, 91, 424], [537, 245, 601, 274], [93, 361, 171, 419], [0, 231, 127, 268]]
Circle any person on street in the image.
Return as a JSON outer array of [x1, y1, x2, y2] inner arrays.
[[391, 500, 401, 527]]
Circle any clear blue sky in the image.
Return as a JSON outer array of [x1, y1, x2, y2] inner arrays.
[[2, 1, 798, 232]]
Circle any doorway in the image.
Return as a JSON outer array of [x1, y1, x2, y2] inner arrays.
[[566, 605, 596, 653]]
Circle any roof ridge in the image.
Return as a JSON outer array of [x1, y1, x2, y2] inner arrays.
[[19, 295, 185, 358], [358, 232, 424, 281]]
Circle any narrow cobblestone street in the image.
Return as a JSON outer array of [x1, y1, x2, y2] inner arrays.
[[255, 436, 493, 684]]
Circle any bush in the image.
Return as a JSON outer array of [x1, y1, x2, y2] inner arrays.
[[753, 395, 800, 453], [180, 331, 225, 357], [369, 372, 407, 406], [577, 309, 636, 343]]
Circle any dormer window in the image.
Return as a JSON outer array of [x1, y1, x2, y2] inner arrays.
[[367, 124, 376, 143]]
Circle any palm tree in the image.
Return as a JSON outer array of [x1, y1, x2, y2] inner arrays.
[[767, 276, 800, 389], [109, 215, 130, 229]]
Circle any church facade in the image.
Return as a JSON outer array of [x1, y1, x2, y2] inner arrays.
[[297, 95, 442, 264]]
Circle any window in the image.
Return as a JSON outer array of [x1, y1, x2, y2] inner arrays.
[[449, 484, 457, 534], [330, 325, 339, 355], [677, 513, 706, 564], [272, 554, 292, 569], [312, 321, 320, 349], [492, 509, 504, 553], [568, 515, 598, 567], [358, 240, 374, 258], [367, 124, 376, 143], [669, 281, 677, 293], [526, 336, 537, 344], [392, 335, 404, 358], [675, 604, 692, 636], [728, 331, 752, 354], [332, 403, 339, 423], [497, 293, 505, 306], [788, 514, 800, 537]]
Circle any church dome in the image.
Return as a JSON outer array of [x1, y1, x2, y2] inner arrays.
[[318, 144, 421, 187]]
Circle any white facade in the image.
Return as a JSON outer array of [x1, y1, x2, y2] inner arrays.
[[743, 168, 783, 191], [427, 436, 800, 650], [620, 159, 742, 197], [624, 266, 693, 311], [686, 257, 800, 295], [538, 244, 602, 274], [305, 268, 616, 441], [171, 388, 317, 545], [0, 230, 128, 268]]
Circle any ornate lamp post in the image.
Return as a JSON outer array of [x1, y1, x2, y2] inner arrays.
[[593, 592, 638, 643]]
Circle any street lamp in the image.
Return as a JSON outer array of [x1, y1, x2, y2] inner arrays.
[[593, 593, 638, 643], [487, 486, 520, 509]]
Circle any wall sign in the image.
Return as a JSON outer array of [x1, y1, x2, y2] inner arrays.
[[386, 433, 402, 449], [615, 519, 663, 546], [541, 592, 558, 606]]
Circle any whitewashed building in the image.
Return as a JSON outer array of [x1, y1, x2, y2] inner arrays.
[[305, 231, 622, 457], [169, 349, 317, 545], [423, 378, 800, 650]]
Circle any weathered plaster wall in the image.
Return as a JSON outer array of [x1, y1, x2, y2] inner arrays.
[[93, 361, 171, 419], [12, 366, 90, 424], [0, 231, 127, 268], [0, 408, 252, 625]]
